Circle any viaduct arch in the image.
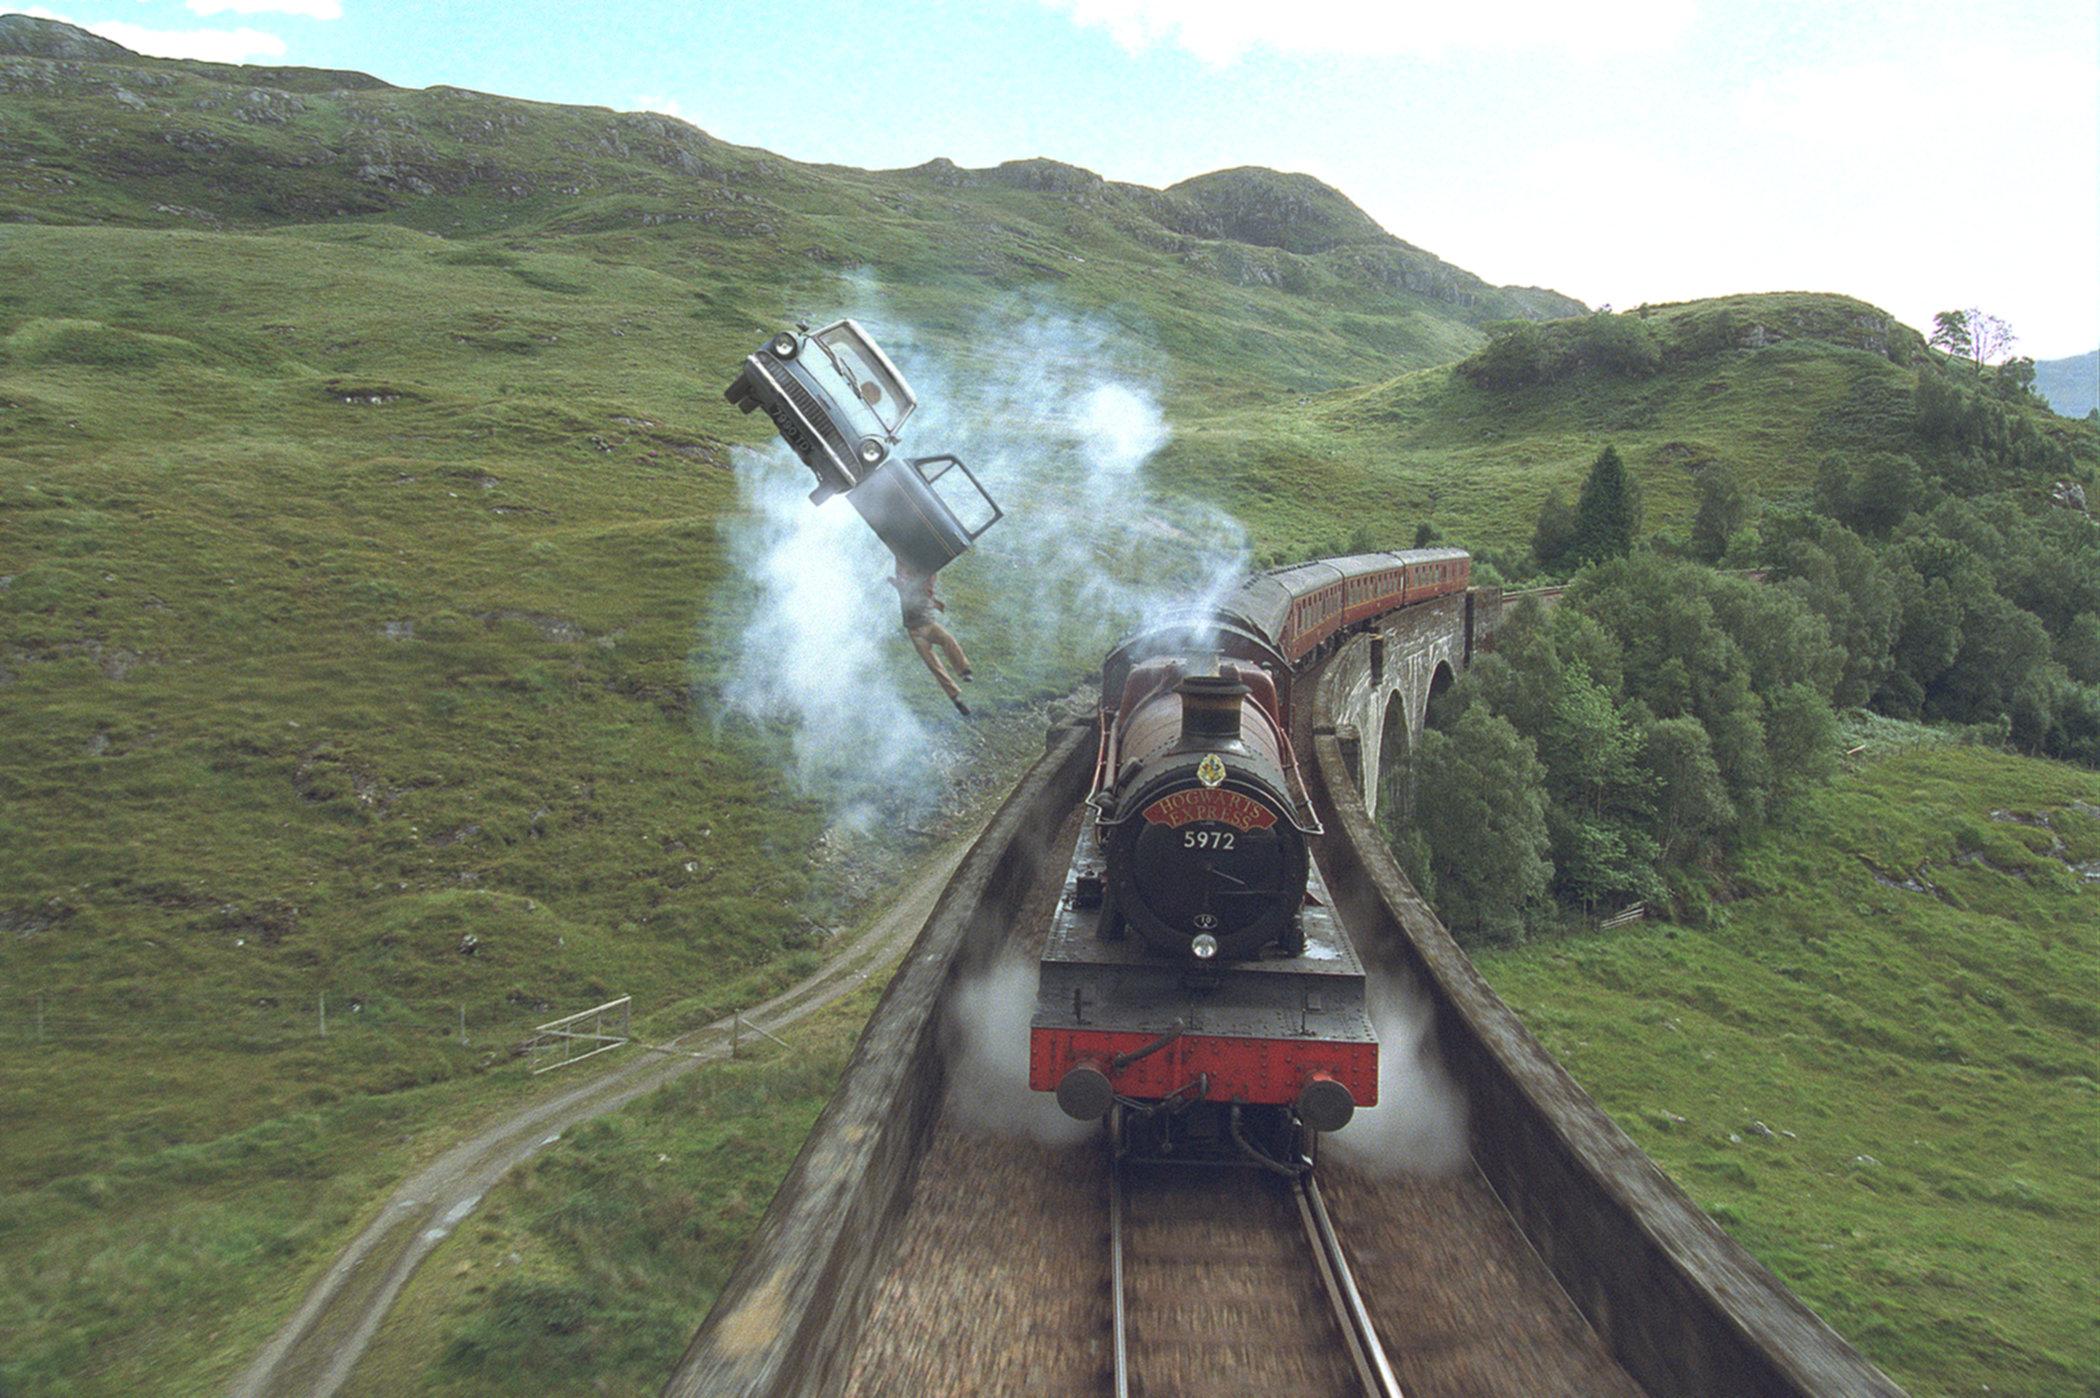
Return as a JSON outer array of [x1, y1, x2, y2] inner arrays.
[[1322, 592, 1483, 826]]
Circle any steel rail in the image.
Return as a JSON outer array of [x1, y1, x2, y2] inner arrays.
[[1294, 1170, 1404, 1398], [1108, 1157, 1130, 1398]]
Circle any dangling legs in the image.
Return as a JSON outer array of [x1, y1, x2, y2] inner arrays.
[[925, 621, 971, 681], [908, 626, 962, 702]]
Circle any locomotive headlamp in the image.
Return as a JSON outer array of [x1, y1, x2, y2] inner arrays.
[[769, 333, 797, 359], [858, 437, 886, 465], [1190, 933, 1218, 960]]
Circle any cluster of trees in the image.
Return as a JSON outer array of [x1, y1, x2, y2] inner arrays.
[[1401, 557, 1842, 944], [1926, 306, 2043, 401], [1525, 365, 2097, 765], [1765, 494, 2100, 762], [1458, 312, 1664, 391], [1772, 366, 2098, 762], [1404, 349, 2098, 944]]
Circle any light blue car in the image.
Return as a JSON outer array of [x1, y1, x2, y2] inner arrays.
[[726, 318, 1003, 573]]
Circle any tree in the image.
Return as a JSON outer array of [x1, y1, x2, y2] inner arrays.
[[1539, 661, 1657, 913], [1570, 445, 1641, 565], [1930, 306, 2015, 375], [1966, 311, 2016, 372], [1690, 462, 1754, 562], [1993, 356, 2038, 401], [1410, 707, 1552, 945], [1765, 515, 1903, 708], [1571, 313, 1662, 378], [1763, 682, 1839, 804], [1460, 321, 1550, 390], [1642, 717, 1735, 868], [1532, 487, 1576, 571], [1816, 451, 1927, 537], [1929, 308, 1972, 363], [1414, 521, 1442, 549]]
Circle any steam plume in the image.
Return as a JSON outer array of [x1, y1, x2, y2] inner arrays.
[[943, 953, 1093, 1146], [712, 282, 1249, 823], [1327, 968, 1471, 1176]]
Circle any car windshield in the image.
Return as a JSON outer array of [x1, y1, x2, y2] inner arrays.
[[811, 320, 916, 436]]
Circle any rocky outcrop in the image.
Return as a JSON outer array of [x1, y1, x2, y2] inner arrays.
[[0, 15, 130, 61], [1162, 166, 1388, 254]]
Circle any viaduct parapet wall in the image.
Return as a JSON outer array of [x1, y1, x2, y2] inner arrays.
[[1307, 633, 1903, 1397]]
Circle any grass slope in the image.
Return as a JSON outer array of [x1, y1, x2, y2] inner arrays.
[[1168, 292, 1990, 563], [0, 217, 1048, 1391], [1477, 736, 2100, 1396], [0, 14, 1579, 399], [346, 977, 881, 1395]]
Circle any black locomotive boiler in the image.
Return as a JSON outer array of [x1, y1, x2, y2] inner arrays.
[[1029, 549, 1471, 1166]]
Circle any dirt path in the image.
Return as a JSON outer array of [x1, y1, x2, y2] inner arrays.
[[229, 829, 981, 1398]]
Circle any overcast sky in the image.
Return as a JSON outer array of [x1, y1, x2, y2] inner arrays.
[[20, 0, 2100, 357]]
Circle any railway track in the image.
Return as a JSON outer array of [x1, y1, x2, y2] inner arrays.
[[1110, 1152, 1400, 1398]]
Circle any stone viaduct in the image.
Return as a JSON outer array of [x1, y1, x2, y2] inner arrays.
[[1315, 588, 1502, 825]]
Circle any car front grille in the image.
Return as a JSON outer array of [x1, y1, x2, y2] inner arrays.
[[777, 369, 848, 458]]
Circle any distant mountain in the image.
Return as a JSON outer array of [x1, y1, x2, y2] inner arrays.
[[2034, 350, 2099, 419], [0, 14, 1582, 390]]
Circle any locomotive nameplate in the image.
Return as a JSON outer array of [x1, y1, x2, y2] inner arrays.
[[1141, 787, 1278, 831]]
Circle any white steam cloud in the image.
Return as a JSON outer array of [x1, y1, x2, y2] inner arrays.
[[1327, 969, 1471, 1176], [943, 954, 1093, 1146], [718, 446, 938, 817], [713, 282, 1249, 823]]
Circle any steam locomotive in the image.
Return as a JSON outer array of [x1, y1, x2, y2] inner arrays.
[[1029, 548, 1471, 1165]]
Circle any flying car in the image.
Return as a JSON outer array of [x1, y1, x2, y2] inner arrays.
[[726, 318, 1003, 574]]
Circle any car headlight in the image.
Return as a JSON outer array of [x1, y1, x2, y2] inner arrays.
[[769, 334, 797, 359], [1190, 933, 1217, 960], [858, 438, 886, 465]]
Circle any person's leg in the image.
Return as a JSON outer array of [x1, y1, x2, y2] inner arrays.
[[908, 627, 961, 700], [925, 621, 971, 679]]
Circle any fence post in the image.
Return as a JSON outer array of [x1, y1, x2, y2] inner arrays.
[[458, 1005, 467, 1046], [319, 993, 327, 1039], [732, 1011, 740, 1059]]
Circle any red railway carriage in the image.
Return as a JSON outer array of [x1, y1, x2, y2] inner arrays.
[[1226, 548, 1470, 665]]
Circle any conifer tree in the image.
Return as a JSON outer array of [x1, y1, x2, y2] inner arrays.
[[1571, 445, 1641, 565], [1532, 488, 1575, 571]]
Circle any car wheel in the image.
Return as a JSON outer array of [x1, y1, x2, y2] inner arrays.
[[723, 370, 759, 412]]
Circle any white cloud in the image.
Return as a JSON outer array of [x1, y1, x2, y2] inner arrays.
[[1401, 40, 2100, 360], [186, 0, 344, 20], [1040, 0, 1695, 66], [634, 94, 690, 121], [22, 6, 288, 61]]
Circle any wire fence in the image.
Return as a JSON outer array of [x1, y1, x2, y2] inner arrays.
[[0, 989, 597, 1056]]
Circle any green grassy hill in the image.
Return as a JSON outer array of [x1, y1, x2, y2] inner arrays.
[[0, 15, 1577, 395], [1172, 291, 1959, 560], [2, 12, 2096, 1394], [1479, 732, 2100, 1397]]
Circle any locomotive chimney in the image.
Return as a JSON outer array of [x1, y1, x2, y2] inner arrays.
[[1178, 674, 1248, 743]]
